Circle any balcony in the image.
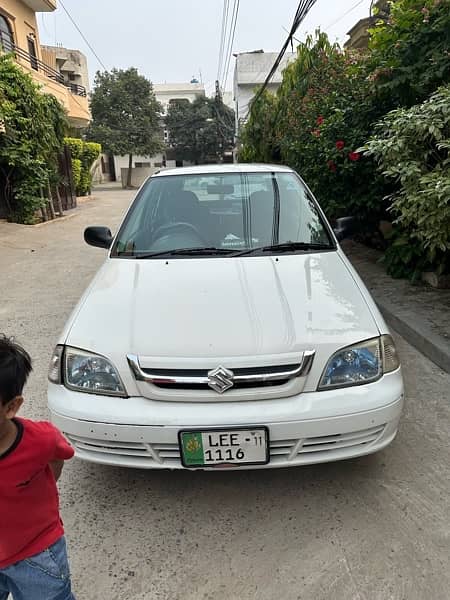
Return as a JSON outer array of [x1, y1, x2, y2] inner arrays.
[[0, 35, 86, 97], [22, 0, 57, 12]]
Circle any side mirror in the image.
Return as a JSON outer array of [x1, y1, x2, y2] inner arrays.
[[84, 226, 113, 249], [333, 216, 356, 242]]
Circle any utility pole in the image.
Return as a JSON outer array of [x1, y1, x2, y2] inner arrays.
[[214, 80, 224, 163]]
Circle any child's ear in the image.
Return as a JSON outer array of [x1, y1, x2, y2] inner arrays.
[[5, 396, 23, 419]]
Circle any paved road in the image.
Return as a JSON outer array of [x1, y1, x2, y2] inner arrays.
[[1, 187, 449, 600]]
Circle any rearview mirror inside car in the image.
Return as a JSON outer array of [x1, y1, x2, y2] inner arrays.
[[207, 184, 234, 195], [84, 226, 113, 249]]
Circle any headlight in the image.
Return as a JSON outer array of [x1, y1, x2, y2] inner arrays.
[[318, 335, 399, 390], [63, 347, 126, 397]]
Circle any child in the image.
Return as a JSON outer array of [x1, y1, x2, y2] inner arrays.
[[0, 335, 76, 600]]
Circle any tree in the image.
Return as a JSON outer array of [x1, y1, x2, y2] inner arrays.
[[368, 0, 450, 109], [165, 96, 234, 164], [88, 68, 162, 188], [241, 32, 387, 227], [239, 90, 279, 163]]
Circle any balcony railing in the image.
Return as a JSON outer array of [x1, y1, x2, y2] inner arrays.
[[0, 35, 87, 97], [66, 83, 87, 97]]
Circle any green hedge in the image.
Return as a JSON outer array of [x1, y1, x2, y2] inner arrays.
[[71, 158, 82, 191], [65, 137, 101, 196]]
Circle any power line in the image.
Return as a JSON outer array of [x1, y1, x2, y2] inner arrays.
[[58, 0, 107, 71], [282, 25, 301, 44], [221, 0, 240, 91], [217, 0, 230, 82], [219, 0, 236, 89], [251, 0, 318, 107], [325, 0, 366, 30]]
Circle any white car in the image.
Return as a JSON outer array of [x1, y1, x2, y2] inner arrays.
[[48, 164, 404, 470]]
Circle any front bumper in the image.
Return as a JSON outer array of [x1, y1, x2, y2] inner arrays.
[[48, 370, 404, 470]]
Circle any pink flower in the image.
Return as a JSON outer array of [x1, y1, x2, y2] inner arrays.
[[316, 115, 324, 126], [348, 152, 361, 162], [336, 140, 345, 151], [327, 160, 337, 172], [421, 7, 430, 22], [311, 129, 321, 137]]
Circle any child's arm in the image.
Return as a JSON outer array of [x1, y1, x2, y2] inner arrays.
[[46, 422, 74, 480], [49, 459, 64, 481]]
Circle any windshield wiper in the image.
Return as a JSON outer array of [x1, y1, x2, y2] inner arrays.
[[234, 242, 333, 257], [129, 247, 238, 259]]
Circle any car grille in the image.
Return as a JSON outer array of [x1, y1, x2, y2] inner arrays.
[[127, 352, 315, 402], [141, 364, 299, 391], [66, 424, 386, 468]]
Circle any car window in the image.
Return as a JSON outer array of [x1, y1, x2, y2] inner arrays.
[[112, 172, 332, 256]]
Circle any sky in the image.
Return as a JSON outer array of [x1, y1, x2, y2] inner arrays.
[[39, 0, 373, 94]]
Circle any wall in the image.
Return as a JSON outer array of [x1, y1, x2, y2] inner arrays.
[[16, 58, 90, 126], [66, 91, 90, 127], [113, 155, 163, 182], [120, 167, 156, 189], [235, 82, 279, 125]]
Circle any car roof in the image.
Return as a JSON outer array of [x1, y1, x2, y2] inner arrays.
[[152, 163, 294, 177]]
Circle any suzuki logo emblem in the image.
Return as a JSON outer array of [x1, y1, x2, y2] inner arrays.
[[207, 365, 235, 394]]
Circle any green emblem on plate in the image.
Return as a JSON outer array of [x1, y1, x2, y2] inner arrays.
[[181, 432, 204, 465]]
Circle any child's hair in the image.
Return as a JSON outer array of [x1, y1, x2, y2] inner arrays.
[[0, 335, 32, 405]]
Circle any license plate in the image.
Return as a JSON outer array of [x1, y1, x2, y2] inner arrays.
[[179, 427, 269, 468]]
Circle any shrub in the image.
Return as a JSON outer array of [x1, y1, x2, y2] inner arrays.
[[364, 85, 450, 276], [71, 158, 82, 191], [64, 138, 101, 196], [64, 137, 83, 160], [78, 170, 92, 196], [82, 142, 101, 169]]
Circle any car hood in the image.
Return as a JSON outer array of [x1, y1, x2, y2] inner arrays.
[[65, 252, 380, 390]]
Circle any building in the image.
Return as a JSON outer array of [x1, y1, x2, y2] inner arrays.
[[222, 91, 234, 111], [110, 81, 206, 184], [154, 82, 205, 114], [344, 1, 390, 50], [41, 45, 90, 95], [233, 50, 296, 132], [0, 0, 90, 129]]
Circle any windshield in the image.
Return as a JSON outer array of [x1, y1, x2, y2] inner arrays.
[[112, 172, 333, 257]]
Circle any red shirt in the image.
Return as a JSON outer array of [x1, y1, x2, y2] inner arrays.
[[0, 418, 74, 568]]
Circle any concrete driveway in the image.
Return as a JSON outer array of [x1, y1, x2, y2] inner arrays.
[[1, 186, 449, 600]]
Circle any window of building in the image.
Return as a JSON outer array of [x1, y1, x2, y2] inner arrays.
[[0, 15, 14, 52], [135, 162, 151, 168], [27, 35, 38, 71], [168, 98, 190, 108]]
